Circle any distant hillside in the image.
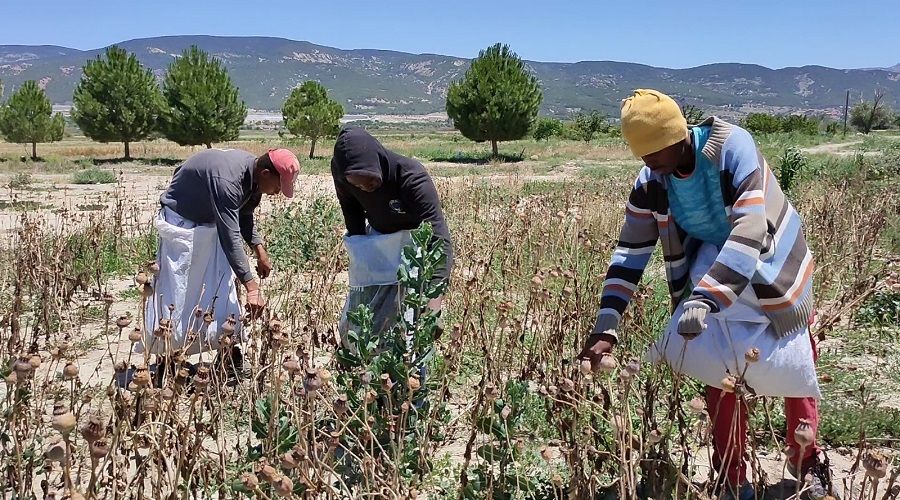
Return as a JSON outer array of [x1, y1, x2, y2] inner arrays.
[[1, 35, 898, 116]]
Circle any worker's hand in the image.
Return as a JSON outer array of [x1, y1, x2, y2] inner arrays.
[[255, 245, 273, 279], [578, 331, 616, 373], [677, 300, 711, 339], [244, 281, 267, 318]]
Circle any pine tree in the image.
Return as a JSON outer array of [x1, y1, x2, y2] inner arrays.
[[0, 80, 65, 160], [160, 46, 247, 148], [445, 43, 543, 157], [72, 46, 162, 160], [282, 81, 344, 159]]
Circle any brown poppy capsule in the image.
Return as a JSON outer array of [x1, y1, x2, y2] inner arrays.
[[114, 360, 127, 374], [483, 383, 499, 402], [273, 476, 294, 497], [579, 359, 593, 375], [819, 374, 834, 383], [598, 354, 617, 373], [51, 404, 77, 435], [540, 445, 560, 462], [360, 371, 373, 384], [794, 419, 815, 448], [141, 283, 153, 299], [240, 472, 260, 490], [745, 348, 761, 364], [45, 437, 68, 463], [551, 474, 563, 488], [116, 315, 132, 329], [28, 354, 41, 369], [561, 378, 575, 392], [102, 294, 115, 306], [203, 311, 214, 324], [280, 451, 299, 470], [62, 362, 79, 380], [132, 364, 151, 388], [194, 367, 211, 389], [648, 429, 663, 444], [175, 367, 190, 385], [624, 359, 641, 376], [380, 373, 394, 392], [450, 324, 463, 341], [720, 376, 737, 393], [105, 384, 116, 398], [863, 450, 888, 480], [143, 389, 160, 412], [318, 368, 331, 383], [531, 275, 544, 288], [90, 439, 109, 459], [364, 390, 378, 404], [5, 371, 17, 385], [408, 376, 421, 392], [333, 394, 348, 415], [194, 307, 202, 318], [161, 387, 175, 401], [222, 315, 237, 336], [282, 357, 301, 375], [135, 271, 149, 285], [127, 329, 142, 343], [500, 406, 512, 420], [304, 368, 322, 393], [268, 318, 283, 334], [80, 415, 105, 443], [167, 304, 175, 314], [688, 397, 706, 414], [257, 464, 279, 484], [147, 261, 160, 274], [14, 356, 32, 377], [547, 385, 559, 397]]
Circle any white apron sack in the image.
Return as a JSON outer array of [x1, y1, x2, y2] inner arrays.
[[646, 243, 821, 399], [138, 208, 244, 356], [339, 228, 414, 352]]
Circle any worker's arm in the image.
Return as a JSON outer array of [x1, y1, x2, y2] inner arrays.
[[334, 177, 367, 236], [400, 172, 454, 284]]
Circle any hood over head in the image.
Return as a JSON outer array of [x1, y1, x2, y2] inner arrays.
[[331, 127, 390, 184]]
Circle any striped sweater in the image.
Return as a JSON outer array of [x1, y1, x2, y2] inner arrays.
[[593, 117, 814, 340]]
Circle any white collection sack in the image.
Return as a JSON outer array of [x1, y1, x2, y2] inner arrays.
[[646, 243, 821, 399], [138, 208, 244, 356], [338, 228, 414, 353]]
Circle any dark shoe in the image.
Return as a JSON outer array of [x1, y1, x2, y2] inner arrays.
[[787, 453, 841, 500], [214, 345, 245, 381]]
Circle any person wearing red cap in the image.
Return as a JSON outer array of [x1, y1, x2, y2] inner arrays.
[[145, 148, 299, 383]]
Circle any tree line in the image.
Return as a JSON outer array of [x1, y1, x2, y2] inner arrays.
[[1, 42, 897, 161]]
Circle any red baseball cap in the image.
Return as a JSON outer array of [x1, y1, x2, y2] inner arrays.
[[267, 149, 300, 198]]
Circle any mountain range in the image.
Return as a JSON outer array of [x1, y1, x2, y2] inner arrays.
[[1, 35, 898, 117]]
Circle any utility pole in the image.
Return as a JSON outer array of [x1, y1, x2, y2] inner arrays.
[[842, 90, 850, 138]]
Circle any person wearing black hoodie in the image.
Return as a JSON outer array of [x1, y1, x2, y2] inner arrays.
[[331, 127, 454, 314]]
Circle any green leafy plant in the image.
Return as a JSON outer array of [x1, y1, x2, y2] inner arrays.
[[570, 111, 610, 142], [778, 146, 807, 193], [333, 222, 447, 486], [71, 168, 117, 185], [857, 290, 900, 327], [262, 197, 342, 270], [532, 117, 564, 141]]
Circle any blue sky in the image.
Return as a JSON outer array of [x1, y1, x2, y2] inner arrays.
[[4, 0, 898, 69]]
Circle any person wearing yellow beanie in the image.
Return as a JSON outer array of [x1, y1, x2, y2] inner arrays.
[[580, 90, 839, 499], [620, 89, 688, 160]]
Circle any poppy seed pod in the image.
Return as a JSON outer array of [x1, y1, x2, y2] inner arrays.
[[62, 362, 79, 380], [128, 329, 143, 343], [598, 354, 617, 373], [147, 261, 160, 274], [51, 404, 77, 435], [240, 472, 259, 490], [273, 476, 294, 497], [863, 450, 888, 480], [794, 418, 815, 448], [90, 439, 109, 459], [745, 348, 761, 364], [80, 415, 105, 443], [135, 271, 149, 285], [579, 359, 593, 375], [720, 376, 737, 393], [116, 315, 132, 329]]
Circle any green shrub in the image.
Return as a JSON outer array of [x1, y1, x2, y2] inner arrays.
[[742, 113, 782, 134], [71, 168, 118, 185], [532, 117, 564, 141], [570, 111, 610, 142], [8, 172, 33, 190], [262, 197, 342, 270], [857, 290, 900, 327], [777, 147, 807, 193]]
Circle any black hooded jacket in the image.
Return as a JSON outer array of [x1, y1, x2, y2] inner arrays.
[[331, 127, 454, 281]]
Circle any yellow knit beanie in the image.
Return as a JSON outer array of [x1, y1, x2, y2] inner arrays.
[[620, 89, 688, 158]]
